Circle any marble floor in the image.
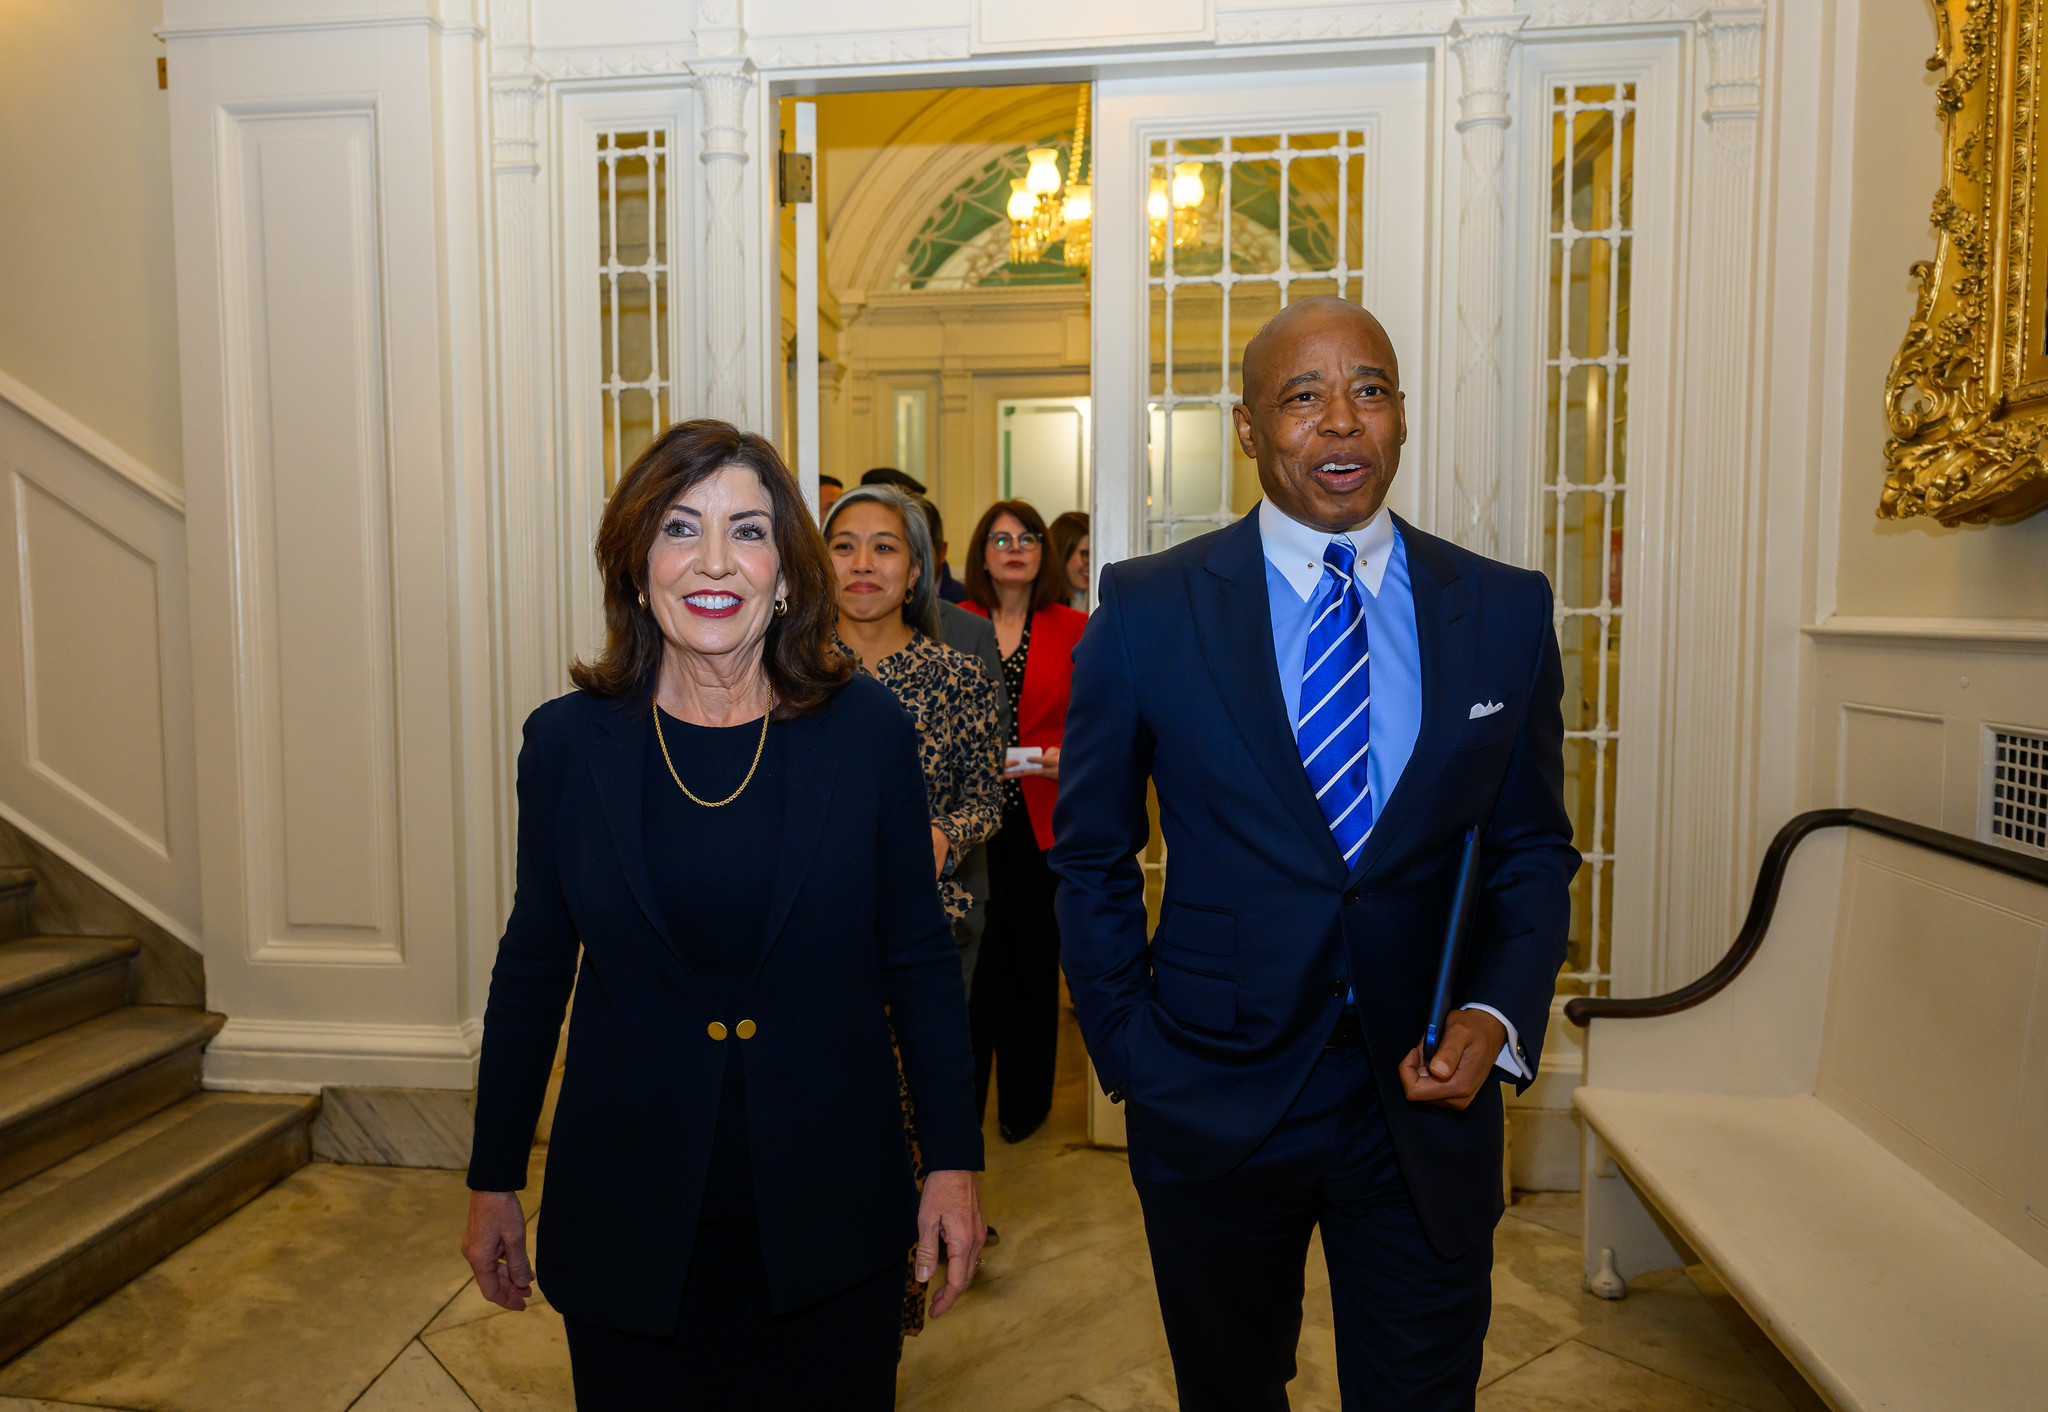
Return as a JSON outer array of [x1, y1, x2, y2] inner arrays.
[[0, 1009, 1826, 1412]]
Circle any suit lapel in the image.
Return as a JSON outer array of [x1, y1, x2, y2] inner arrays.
[[1349, 517, 1475, 884], [753, 708, 839, 979], [586, 698, 690, 970], [1188, 516, 1349, 881]]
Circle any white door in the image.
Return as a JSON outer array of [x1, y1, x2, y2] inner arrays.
[[1090, 63, 1433, 571], [1083, 63, 1434, 1146], [790, 101, 821, 511]]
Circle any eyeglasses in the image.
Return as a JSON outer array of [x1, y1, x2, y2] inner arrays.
[[986, 532, 1042, 551]]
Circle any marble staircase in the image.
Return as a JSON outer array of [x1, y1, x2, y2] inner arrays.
[[0, 867, 318, 1365]]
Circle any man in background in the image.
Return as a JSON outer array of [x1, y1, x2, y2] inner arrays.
[[867, 467, 967, 603], [817, 473, 843, 515]]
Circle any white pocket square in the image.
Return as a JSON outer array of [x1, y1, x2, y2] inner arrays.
[[1469, 701, 1505, 719]]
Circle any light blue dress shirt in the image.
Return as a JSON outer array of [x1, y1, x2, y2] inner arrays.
[[1261, 501, 1419, 813], [1257, 499, 1529, 1079]]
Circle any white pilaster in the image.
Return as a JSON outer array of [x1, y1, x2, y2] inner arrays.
[[486, 7, 561, 920], [1448, 4, 1526, 556], [162, 1, 492, 1088], [696, 2, 754, 427], [1660, 5, 1767, 986]]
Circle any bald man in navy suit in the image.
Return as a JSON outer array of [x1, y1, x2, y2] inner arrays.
[[1052, 298, 1577, 1410]]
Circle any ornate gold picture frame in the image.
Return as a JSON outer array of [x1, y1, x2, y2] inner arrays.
[[1883, 0, 2048, 524]]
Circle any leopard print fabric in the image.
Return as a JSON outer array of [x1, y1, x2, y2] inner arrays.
[[846, 631, 1004, 922]]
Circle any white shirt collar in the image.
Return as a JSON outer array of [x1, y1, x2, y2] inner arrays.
[[1259, 498, 1396, 603]]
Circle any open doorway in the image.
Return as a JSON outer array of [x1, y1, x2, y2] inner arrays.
[[775, 83, 1094, 587]]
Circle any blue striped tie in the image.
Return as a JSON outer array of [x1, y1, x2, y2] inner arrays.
[[1298, 537, 1374, 864]]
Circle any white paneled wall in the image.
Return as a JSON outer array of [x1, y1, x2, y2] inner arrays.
[[0, 375, 201, 945], [1807, 623, 2048, 844], [166, 6, 497, 1090]]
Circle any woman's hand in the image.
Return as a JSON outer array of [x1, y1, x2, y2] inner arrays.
[[914, 1169, 986, 1318], [462, 1190, 535, 1311], [1034, 746, 1060, 781], [930, 824, 951, 878]]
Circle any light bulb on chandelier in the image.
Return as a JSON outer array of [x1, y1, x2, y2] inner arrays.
[[1009, 149, 1065, 265], [1148, 160, 1204, 265]]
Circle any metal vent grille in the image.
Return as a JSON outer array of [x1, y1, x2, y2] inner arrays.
[[1988, 729, 2048, 857]]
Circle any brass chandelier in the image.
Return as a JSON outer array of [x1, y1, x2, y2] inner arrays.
[[1008, 87, 1095, 270]]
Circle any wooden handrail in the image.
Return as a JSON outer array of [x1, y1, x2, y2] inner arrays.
[[1563, 808, 2048, 1027]]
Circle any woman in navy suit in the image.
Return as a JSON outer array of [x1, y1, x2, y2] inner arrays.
[[461, 421, 985, 1409]]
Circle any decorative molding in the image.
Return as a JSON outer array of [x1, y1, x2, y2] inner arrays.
[[489, 74, 542, 173], [698, 62, 756, 425], [1217, 2, 1460, 43], [748, 28, 973, 68], [0, 369, 185, 516], [1701, 6, 1765, 125], [1524, 0, 1716, 26], [1804, 616, 2048, 647], [531, 45, 697, 80], [1446, 9, 1525, 556], [695, 0, 747, 60], [158, 12, 450, 40]]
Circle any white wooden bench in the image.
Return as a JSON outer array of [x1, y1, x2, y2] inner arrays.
[[1567, 809, 2048, 1412]]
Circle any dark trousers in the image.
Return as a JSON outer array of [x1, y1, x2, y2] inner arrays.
[[971, 805, 1061, 1140], [562, 1055, 902, 1410], [1129, 1046, 1494, 1412], [561, 1261, 901, 1410]]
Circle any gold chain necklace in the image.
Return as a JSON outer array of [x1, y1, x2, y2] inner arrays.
[[653, 696, 773, 807]]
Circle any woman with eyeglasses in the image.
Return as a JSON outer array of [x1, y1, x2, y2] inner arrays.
[[961, 501, 1087, 1142]]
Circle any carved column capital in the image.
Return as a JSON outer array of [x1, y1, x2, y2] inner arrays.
[[1449, 13, 1527, 133], [695, 61, 755, 162], [490, 74, 543, 175], [1701, 6, 1766, 124]]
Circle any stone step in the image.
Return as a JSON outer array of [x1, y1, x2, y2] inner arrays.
[[0, 1091, 318, 1365], [0, 937, 139, 1055], [0, 1007, 224, 1192], [0, 868, 36, 945]]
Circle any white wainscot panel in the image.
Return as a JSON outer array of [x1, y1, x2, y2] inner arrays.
[[1838, 704, 1946, 828], [0, 400, 200, 940], [17, 478, 171, 853], [221, 103, 404, 965]]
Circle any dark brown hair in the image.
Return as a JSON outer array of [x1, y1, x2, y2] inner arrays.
[[1047, 510, 1090, 578], [570, 419, 852, 717], [964, 499, 1066, 613]]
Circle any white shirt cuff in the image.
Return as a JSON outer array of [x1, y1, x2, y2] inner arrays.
[[1461, 1003, 1532, 1081]]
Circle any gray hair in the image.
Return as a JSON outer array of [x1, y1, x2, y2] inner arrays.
[[820, 483, 943, 641]]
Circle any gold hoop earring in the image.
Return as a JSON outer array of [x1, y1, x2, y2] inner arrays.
[[637, 590, 648, 610], [774, 597, 789, 617]]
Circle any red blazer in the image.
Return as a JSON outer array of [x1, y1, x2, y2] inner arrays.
[[966, 601, 1087, 850]]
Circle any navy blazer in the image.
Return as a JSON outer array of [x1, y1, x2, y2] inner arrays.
[[468, 676, 981, 1333], [1051, 511, 1577, 1258]]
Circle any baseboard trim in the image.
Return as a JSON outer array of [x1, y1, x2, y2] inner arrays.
[[203, 1018, 482, 1092]]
